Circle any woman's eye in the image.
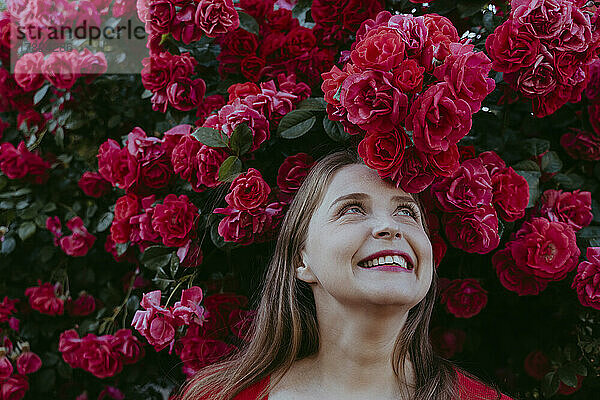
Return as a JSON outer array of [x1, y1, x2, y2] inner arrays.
[[343, 206, 363, 214]]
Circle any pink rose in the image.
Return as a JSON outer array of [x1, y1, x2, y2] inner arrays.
[[277, 153, 314, 194], [0, 374, 28, 400], [208, 99, 270, 152], [24, 281, 64, 316], [350, 26, 405, 71], [443, 204, 501, 254], [195, 0, 239, 37], [492, 167, 529, 222], [431, 158, 493, 213], [493, 247, 549, 295], [387, 14, 428, 57], [340, 69, 408, 134], [440, 278, 488, 318], [151, 194, 198, 247], [42, 51, 79, 90], [225, 168, 271, 211], [78, 171, 112, 198], [172, 286, 205, 325], [14, 52, 45, 92], [571, 247, 600, 310], [538, 189, 593, 231], [0, 355, 13, 379], [509, 217, 580, 281], [46, 216, 62, 246], [433, 42, 495, 113], [77, 49, 108, 81], [16, 352, 42, 375], [59, 217, 96, 257], [406, 83, 472, 154]]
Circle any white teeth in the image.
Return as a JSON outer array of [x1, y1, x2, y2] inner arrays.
[[358, 255, 413, 270], [367, 260, 373, 267], [385, 255, 393, 264], [393, 255, 404, 267], [372, 258, 379, 266]]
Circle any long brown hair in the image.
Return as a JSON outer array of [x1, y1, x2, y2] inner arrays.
[[179, 149, 503, 400]]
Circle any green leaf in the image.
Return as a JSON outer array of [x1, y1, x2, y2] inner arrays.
[[552, 173, 584, 191], [482, 10, 494, 31], [323, 117, 349, 142], [141, 89, 153, 99], [541, 371, 560, 397], [292, 0, 312, 19], [34, 84, 50, 105], [514, 170, 541, 208], [541, 151, 563, 173], [229, 123, 253, 156], [578, 226, 600, 240], [170, 252, 180, 278], [523, 138, 551, 157], [511, 160, 540, 172], [1, 237, 16, 254], [153, 267, 175, 290], [115, 242, 129, 256], [218, 156, 242, 182], [141, 245, 174, 271], [572, 362, 588, 377], [277, 110, 316, 139], [18, 221, 36, 241], [457, 2, 484, 17], [42, 202, 57, 213], [558, 365, 578, 388], [210, 216, 227, 248], [238, 11, 259, 36], [191, 127, 228, 147], [297, 98, 326, 111], [96, 212, 114, 233], [592, 199, 600, 223]]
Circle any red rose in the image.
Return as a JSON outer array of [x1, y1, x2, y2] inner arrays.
[[351, 26, 405, 71], [137, 154, 173, 193], [340, 69, 408, 133], [0, 142, 27, 180], [14, 52, 45, 92], [171, 4, 203, 44], [560, 128, 600, 161], [176, 239, 204, 268], [0, 374, 28, 400], [492, 248, 549, 296], [392, 58, 425, 94], [59, 216, 97, 257], [387, 14, 428, 57], [16, 351, 42, 375], [97, 139, 139, 190], [265, 8, 297, 32], [431, 158, 493, 213], [239, 0, 275, 23], [423, 144, 460, 178], [172, 135, 203, 188], [240, 56, 265, 82], [214, 203, 280, 245], [523, 350, 552, 380], [112, 329, 145, 365], [141, 52, 173, 92], [78, 172, 112, 198], [397, 146, 435, 194], [24, 281, 64, 316], [357, 129, 407, 179], [509, 217, 580, 282], [406, 83, 472, 154], [202, 293, 248, 338], [227, 82, 261, 103], [220, 29, 258, 57], [66, 292, 96, 317], [515, 57, 557, 98], [538, 189, 592, 231], [512, 0, 571, 39], [589, 103, 600, 136], [284, 27, 316, 58], [224, 168, 271, 210], [440, 278, 488, 318], [321, 64, 350, 107], [585, 59, 600, 103], [485, 20, 541, 74], [277, 153, 314, 194], [458, 145, 477, 162], [196, 145, 227, 190], [229, 309, 256, 342], [79, 334, 123, 378], [571, 247, 600, 310], [148, 0, 175, 34], [110, 219, 131, 244], [433, 42, 495, 113], [430, 326, 466, 358], [422, 14, 459, 68], [195, 0, 239, 38], [177, 337, 236, 376], [114, 194, 140, 221], [478, 150, 506, 177], [492, 167, 529, 222], [342, 0, 384, 33], [42, 51, 79, 90], [152, 194, 198, 247], [166, 77, 206, 111], [443, 204, 500, 254]]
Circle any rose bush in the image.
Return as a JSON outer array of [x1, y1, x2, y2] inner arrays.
[[0, 0, 599, 399]]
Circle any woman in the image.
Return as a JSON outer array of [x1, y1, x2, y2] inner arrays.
[[180, 150, 514, 400]]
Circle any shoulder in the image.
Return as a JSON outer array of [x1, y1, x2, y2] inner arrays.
[[455, 368, 515, 400], [232, 375, 271, 400]]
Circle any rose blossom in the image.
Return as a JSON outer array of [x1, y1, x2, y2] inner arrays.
[[172, 4, 203, 44], [112, 329, 145, 365], [443, 204, 501, 254], [24, 281, 64, 315], [41, 51, 79, 90], [151, 194, 198, 247], [406, 82, 472, 154], [524, 350, 552, 380], [493, 247, 549, 295], [392, 58, 425, 94], [430, 158, 493, 213], [16, 351, 42, 375], [357, 129, 407, 180], [340, 69, 408, 133], [512, 0, 572, 39], [440, 278, 488, 318], [589, 103, 600, 136], [0, 355, 13, 378], [214, 203, 285, 245], [492, 167, 529, 222], [585, 59, 600, 102], [277, 153, 314, 194], [0, 374, 28, 400], [78, 171, 111, 198], [387, 14, 428, 57], [78, 334, 123, 378], [14, 52, 45, 91], [485, 20, 541, 74], [560, 128, 600, 161], [571, 247, 600, 310], [166, 77, 206, 111], [225, 168, 271, 211], [197, 145, 227, 191], [195, 0, 239, 37], [59, 216, 97, 257], [350, 26, 405, 71], [397, 146, 435, 193], [538, 189, 592, 231], [97, 139, 139, 190], [66, 292, 96, 317], [172, 286, 205, 325], [131, 290, 177, 352], [177, 335, 236, 376], [509, 217, 580, 282]]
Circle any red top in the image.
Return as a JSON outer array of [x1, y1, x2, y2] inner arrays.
[[232, 369, 514, 400]]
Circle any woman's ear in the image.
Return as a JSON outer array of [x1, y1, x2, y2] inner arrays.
[[297, 249, 317, 284]]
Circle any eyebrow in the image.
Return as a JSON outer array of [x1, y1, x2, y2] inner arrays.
[[328, 192, 418, 211]]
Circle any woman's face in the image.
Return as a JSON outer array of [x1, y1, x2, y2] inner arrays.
[[298, 164, 433, 308]]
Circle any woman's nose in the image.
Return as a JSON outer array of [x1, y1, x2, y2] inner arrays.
[[371, 217, 402, 239]]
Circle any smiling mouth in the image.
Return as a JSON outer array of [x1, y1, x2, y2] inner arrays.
[[357, 255, 414, 271]]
